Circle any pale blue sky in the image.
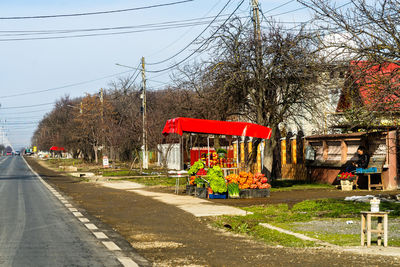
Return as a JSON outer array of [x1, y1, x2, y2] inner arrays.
[[0, 0, 314, 149]]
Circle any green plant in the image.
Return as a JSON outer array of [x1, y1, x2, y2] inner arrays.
[[188, 160, 205, 176], [207, 166, 227, 193], [227, 183, 240, 198], [194, 177, 206, 187]]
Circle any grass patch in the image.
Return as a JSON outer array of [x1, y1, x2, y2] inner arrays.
[[213, 214, 316, 247], [270, 180, 334, 191], [47, 158, 84, 166], [212, 199, 400, 247], [292, 199, 370, 218], [103, 170, 139, 177], [124, 176, 186, 187]]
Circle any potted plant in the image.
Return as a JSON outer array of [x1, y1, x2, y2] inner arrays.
[[337, 172, 356, 191]]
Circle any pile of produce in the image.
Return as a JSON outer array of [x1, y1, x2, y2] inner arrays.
[[237, 172, 271, 189], [225, 174, 240, 198], [238, 172, 254, 189], [189, 176, 196, 185], [188, 160, 206, 176], [250, 173, 271, 189], [206, 166, 227, 194]]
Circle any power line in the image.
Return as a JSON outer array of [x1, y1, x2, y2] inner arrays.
[[0, 0, 193, 20], [0, 102, 54, 109], [0, 24, 212, 42], [0, 108, 52, 115], [148, 0, 226, 58], [0, 70, 132, 98], [147, 0, 234, 66], [262, 0, 295, 14], [147, 0, 246, 74], [0, 17, 238, 37]]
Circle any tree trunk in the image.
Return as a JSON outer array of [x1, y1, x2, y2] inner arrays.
[[93, 145, 98, 164], [263, 126, 278, 180]]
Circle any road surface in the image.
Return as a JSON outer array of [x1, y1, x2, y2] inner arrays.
[[0, 156, 122, 266]]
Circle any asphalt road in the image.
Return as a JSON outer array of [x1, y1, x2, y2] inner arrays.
[[0, 156, 121, 266]]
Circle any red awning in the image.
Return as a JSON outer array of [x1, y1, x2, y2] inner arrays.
[[50, 146, 66, 151], [162, 117, 272, 139]]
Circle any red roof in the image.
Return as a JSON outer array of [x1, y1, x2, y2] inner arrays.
[[50, 146, 65, 151], [338, 61, 400, 111], [162, 117, 272, 139]]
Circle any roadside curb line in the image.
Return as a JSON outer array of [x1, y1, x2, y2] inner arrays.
[[22, 157, 140, 267], [259, 223, 336, 247]]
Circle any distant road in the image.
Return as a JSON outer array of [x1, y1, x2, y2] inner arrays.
[[0, 156, 121, 266]]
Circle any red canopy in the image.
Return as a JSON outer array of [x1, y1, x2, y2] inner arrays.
[[50, 146, 66, 151], [162, 117, 272, 139]]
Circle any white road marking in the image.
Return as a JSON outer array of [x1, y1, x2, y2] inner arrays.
[[117, 257, 139, 267], [79, 217, 90, 223], [102, 241, 121, 251], [22, 157, 140, 266], [85, 223, 98, 230], [68, 208, 78, 212], [93, 232, 108, 239]]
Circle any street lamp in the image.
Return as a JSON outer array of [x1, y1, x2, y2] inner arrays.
[[67, 103, 82, 114]]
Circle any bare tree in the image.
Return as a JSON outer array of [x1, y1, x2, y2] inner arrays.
[[300, 0, 400, 63], [175, 18, 324, 178]]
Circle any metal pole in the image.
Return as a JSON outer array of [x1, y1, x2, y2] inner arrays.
[[207, 136, 210, 168], [141, 57, 148, 169]]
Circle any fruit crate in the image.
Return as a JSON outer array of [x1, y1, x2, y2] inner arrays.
[[208, 193, 227, 199]]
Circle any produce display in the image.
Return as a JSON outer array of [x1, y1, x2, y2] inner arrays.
[[187, 162, 271, 199], [236, 172, 270, 189], [206, 166, 227, 194], [199, 151, 235, 168], [227, 183, 240, 198], [188, 160, 205, 176]]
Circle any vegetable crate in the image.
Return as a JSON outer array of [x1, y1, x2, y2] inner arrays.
[[239, 189, 270, 198], [186, 185, 196, 196], [208, 193, 227, 199], [195, 187, 207, 198]]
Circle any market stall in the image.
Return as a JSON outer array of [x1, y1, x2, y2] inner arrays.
[[162, 117, 273, 199]]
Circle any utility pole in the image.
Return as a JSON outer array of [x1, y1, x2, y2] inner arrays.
[[100, 88, 106, 156], [141, 57, 148, 169], [252, 0, 262, 70]]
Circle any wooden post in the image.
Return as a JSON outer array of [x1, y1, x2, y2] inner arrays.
[[323, 140, 328, 161], [384, 214, 388, 247], [281, 139, 287, 165], [341, 140, 347, 163], [367, 214, 371, 247], [378, 217, 383, 246], [292, 138, 297, 165], [361, 214, 365, 246]]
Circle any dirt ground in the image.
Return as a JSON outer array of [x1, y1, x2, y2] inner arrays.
[[26, 157, 400, 267]]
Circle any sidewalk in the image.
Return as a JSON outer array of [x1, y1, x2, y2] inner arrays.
[[99, 181, 249, 217]]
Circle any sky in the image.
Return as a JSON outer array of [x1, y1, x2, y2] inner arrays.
[[0, 0, 316, 149]]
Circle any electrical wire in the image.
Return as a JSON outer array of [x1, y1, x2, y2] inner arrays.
[[147, 0, 225, 58], [0, 17, 240, 37], [0, 108, 52, 115], [0, 102, 54, 109], [0, 70, 132, 98], [146, 0, 246, 74], [147, 0, 233, 65], [0, 0, 193, 20]]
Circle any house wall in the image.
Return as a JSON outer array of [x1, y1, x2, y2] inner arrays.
[[304, 131, 398, 189]]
